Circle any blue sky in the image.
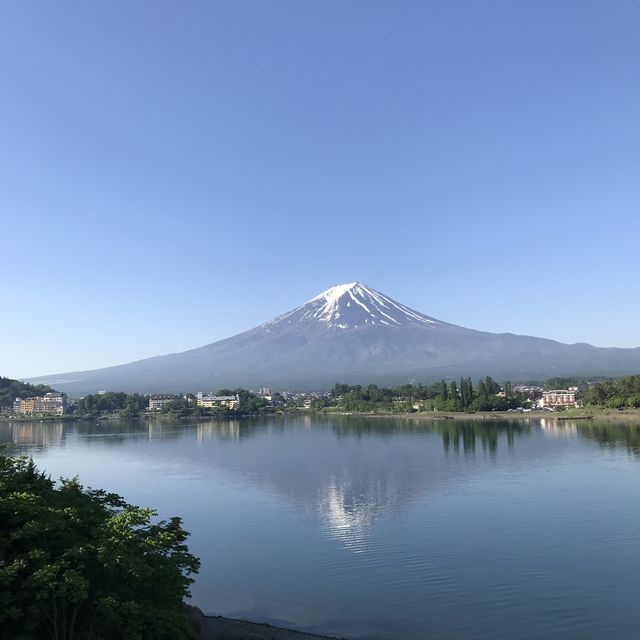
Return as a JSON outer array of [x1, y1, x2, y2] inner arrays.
[[2, 0, 639, 378]]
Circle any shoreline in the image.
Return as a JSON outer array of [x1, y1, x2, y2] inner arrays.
[[323, 409, 640, 423], [185, 606, 344, 640], [4, 409, 640, 424], [0, 411, 299, 424]]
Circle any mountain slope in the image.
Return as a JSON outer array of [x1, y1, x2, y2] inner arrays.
[[26, 282, 640, 394]]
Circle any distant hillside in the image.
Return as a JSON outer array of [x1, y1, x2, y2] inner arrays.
[[0, 376, 54, 408], [26, 282, 640, 395]]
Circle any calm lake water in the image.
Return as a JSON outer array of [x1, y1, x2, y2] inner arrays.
[[2, 415, 640, 639]]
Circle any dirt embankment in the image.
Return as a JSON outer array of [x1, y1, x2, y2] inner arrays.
[[185, 605, 345, 640]]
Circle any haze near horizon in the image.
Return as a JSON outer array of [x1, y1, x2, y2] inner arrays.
[[2, 0, 639, 378]]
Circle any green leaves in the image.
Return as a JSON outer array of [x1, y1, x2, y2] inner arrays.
[[328, 377, 531, 413], [581, 375, 640, 408], [0, 454, 199, 640], [0, 376, 54, 409]]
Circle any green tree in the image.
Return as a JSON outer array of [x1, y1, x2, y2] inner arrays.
[[459, 377, 473, 410], [161, 398, 190, 414], [83, 394, 94, 414], [0, 454, 199, 640], [449, 381, 459, 410], [0, 377, 55, 409]]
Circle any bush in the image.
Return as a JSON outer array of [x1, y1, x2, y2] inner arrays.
[[0, 454, 199, 640], [605, 397, 626, 410]]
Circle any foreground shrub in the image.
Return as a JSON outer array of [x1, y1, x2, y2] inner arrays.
[[0, 454, 200, 640]]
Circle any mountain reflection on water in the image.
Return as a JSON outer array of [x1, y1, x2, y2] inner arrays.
[[2, 416, 639, 543], [4, 415, 639, 452], [1, 417, 528, 547]]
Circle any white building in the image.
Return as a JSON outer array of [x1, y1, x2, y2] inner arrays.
[[539, 388, 578, 408], [196, 393, 240, 410], [148, 394, 181, 411]]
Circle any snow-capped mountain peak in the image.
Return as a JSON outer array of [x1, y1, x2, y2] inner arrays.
[[265, 282, 442, 331], [28, 280, 640, 395]]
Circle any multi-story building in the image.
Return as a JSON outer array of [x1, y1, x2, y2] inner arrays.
[[13, 393, 67, 415], [196, 392, 240, 410], [38, 392, 67, 415], [13, 397, 37, 414], [148, 394, 180, 411], [539, 388, 578, 408]]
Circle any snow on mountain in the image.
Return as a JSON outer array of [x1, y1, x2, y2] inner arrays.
[[25, 281, 640, 394], [263, 282, 443, 332]]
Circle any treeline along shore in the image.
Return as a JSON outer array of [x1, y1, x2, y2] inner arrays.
[[5, 374, 640, 422], [315, 375, 640, 415]]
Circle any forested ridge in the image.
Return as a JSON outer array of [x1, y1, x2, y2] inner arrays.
[[0, 377, 54, 409]]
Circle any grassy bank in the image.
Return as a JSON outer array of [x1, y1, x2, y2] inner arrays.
[[322, 407, 640, 422]]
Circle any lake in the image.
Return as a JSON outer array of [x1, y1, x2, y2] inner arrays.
[[2, 415, 640, 639]]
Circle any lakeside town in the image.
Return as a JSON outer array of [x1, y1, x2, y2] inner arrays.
[[5, 375, 636, 420]]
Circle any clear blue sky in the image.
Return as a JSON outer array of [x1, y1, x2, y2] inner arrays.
[[2, 0, 639, 378]]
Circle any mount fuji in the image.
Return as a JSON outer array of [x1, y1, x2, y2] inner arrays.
[[28, 282, 640, 394]]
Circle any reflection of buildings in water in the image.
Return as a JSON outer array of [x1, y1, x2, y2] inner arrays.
[[148, 422, 174, 439], [0, 424, 11, 445], [540, 419, 577, 438], [197, 421, 240, 442], [146, 422, 193, 441], [4, 422, 65, 448]]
